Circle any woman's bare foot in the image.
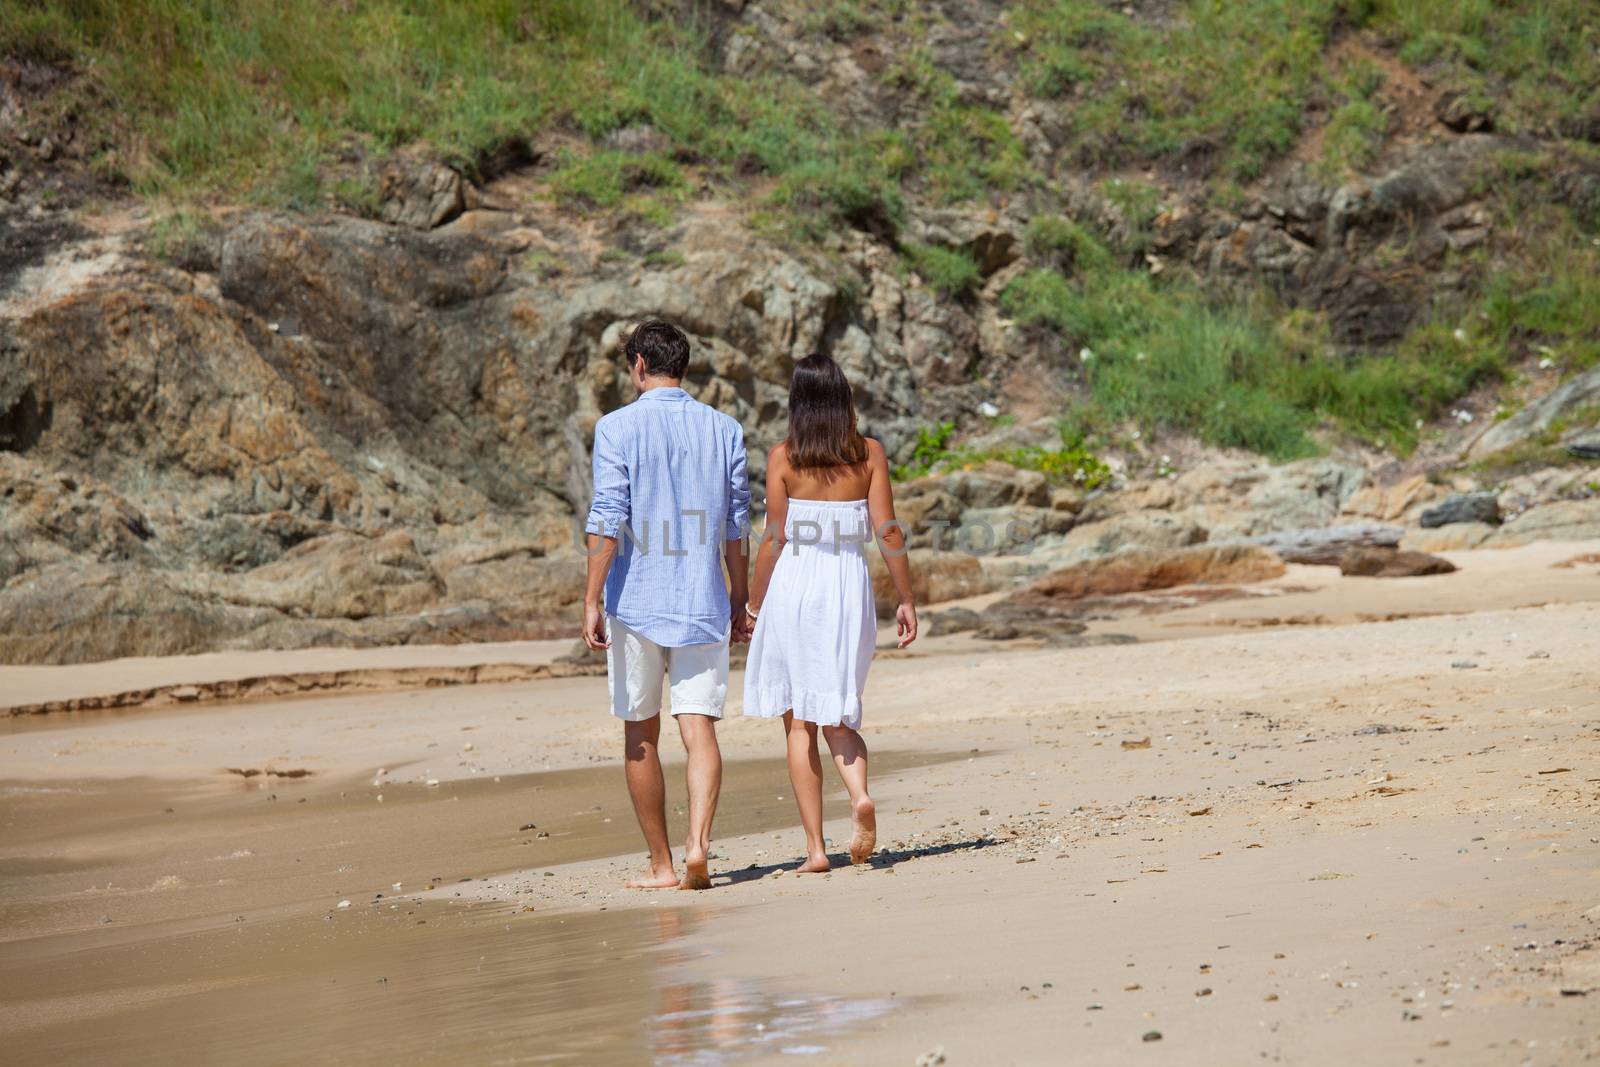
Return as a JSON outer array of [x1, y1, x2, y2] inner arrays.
[[792, 854, 832, 874], [626, 864, 680, 889], [849, 797, 877, 865], [678, 848, 712, 891]]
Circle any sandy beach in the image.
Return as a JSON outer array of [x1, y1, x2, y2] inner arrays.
[[3, 542, 1598, 1065]]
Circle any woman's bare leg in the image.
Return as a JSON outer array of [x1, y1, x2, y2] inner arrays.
[[782, 712, 830, 872], [822, 724, 875, 864]]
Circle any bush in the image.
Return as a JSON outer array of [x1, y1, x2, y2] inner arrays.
[[904, 243, 982, 299], [892, 419, 1112, 487]]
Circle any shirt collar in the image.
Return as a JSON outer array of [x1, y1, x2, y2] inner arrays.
[[637, 386, 689, 402]]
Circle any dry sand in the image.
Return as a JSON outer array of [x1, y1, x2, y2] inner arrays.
[[2, 542, 1597, 1064]]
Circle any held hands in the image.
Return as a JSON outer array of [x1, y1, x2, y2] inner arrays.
[[581, 601, 610, 651], [896, 601, 918, 648], [730, 601, 756, 643]]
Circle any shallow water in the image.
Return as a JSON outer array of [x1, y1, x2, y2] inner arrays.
[[0, 750, 944, 1063]]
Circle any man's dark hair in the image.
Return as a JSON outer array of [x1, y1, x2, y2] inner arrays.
[[624, 319, 691, 380]]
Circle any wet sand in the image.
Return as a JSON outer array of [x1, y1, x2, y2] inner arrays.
[[2, 542, 1598, 1064]]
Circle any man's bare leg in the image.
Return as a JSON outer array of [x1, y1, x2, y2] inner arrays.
[[623, 716, 678, 888], [784, 712, 830, 873], [676, 712, 721, 890], [822, 724, 875, 865]]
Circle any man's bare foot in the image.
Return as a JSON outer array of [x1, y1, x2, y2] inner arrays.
[[792, 854, 832, 874], [679, 852, 712, 891], [626, 865, 680, 889], [849, 797, 877, 865]]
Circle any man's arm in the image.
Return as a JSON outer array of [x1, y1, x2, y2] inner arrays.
[[583, 534, 617, 650], [582, 421, 629, 650]]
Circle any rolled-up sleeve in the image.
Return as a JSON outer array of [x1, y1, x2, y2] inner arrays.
[[725, 424, 749, 540], [584, 420, 630, 537]]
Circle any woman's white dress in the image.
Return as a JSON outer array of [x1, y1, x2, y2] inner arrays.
[[743, 498, 876, 729]]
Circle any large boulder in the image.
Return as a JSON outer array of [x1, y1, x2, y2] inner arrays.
[[1339, 547, 1457, 577], [1001, 544, 1284, 604], [1240, 523, 1401, 566]]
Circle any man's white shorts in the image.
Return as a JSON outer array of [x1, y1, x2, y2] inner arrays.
[[605, 616, 728, 721]]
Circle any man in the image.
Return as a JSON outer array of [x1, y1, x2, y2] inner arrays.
[[582, 319, 750, 891]]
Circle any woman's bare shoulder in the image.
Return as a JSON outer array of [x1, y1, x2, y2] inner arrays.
[[768, 440, 791, 468]]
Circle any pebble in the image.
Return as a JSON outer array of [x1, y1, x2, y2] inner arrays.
[[1142, 1030, 1162, 1042], [914, 1048, 946, 1067], [337, 900, 351, 909], [1451, 660, 1478, 669]]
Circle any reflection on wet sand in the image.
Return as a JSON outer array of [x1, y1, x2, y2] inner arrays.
[[653, 976, 894, 1064]]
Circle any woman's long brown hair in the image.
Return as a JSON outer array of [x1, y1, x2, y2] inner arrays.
[[785, 353, 867, 470]]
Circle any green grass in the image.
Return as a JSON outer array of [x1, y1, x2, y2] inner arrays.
[[904, 243, 982, 299], [548, 150, 687, 223], [0, 0, 911, 233], [1, 0, 586, 193], [893, 419, 1112, 487], [919, 103, 1033, 204], [1008, 0, 1599, 177], [1008, 0, 1338, 179], [1001, 228, 1513, 457], [1318, 58, 1389, 181], [1023, 215, 1116, 273]]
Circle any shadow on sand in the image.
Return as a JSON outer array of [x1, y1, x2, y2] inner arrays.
[[715, 836, 995, 887]]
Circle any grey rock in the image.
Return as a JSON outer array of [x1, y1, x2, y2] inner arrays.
[[1420, 492, 1500, 528], [379, 156, 465, 231]]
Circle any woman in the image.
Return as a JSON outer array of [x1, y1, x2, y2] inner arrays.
[[743, 353, 917, 873]]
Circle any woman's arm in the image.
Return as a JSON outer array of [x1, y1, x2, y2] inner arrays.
[[865, 439, 917, 647], [747, 444, 790, 615]]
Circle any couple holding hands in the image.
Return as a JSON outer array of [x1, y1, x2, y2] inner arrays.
[[581, 320, 917, 890]]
